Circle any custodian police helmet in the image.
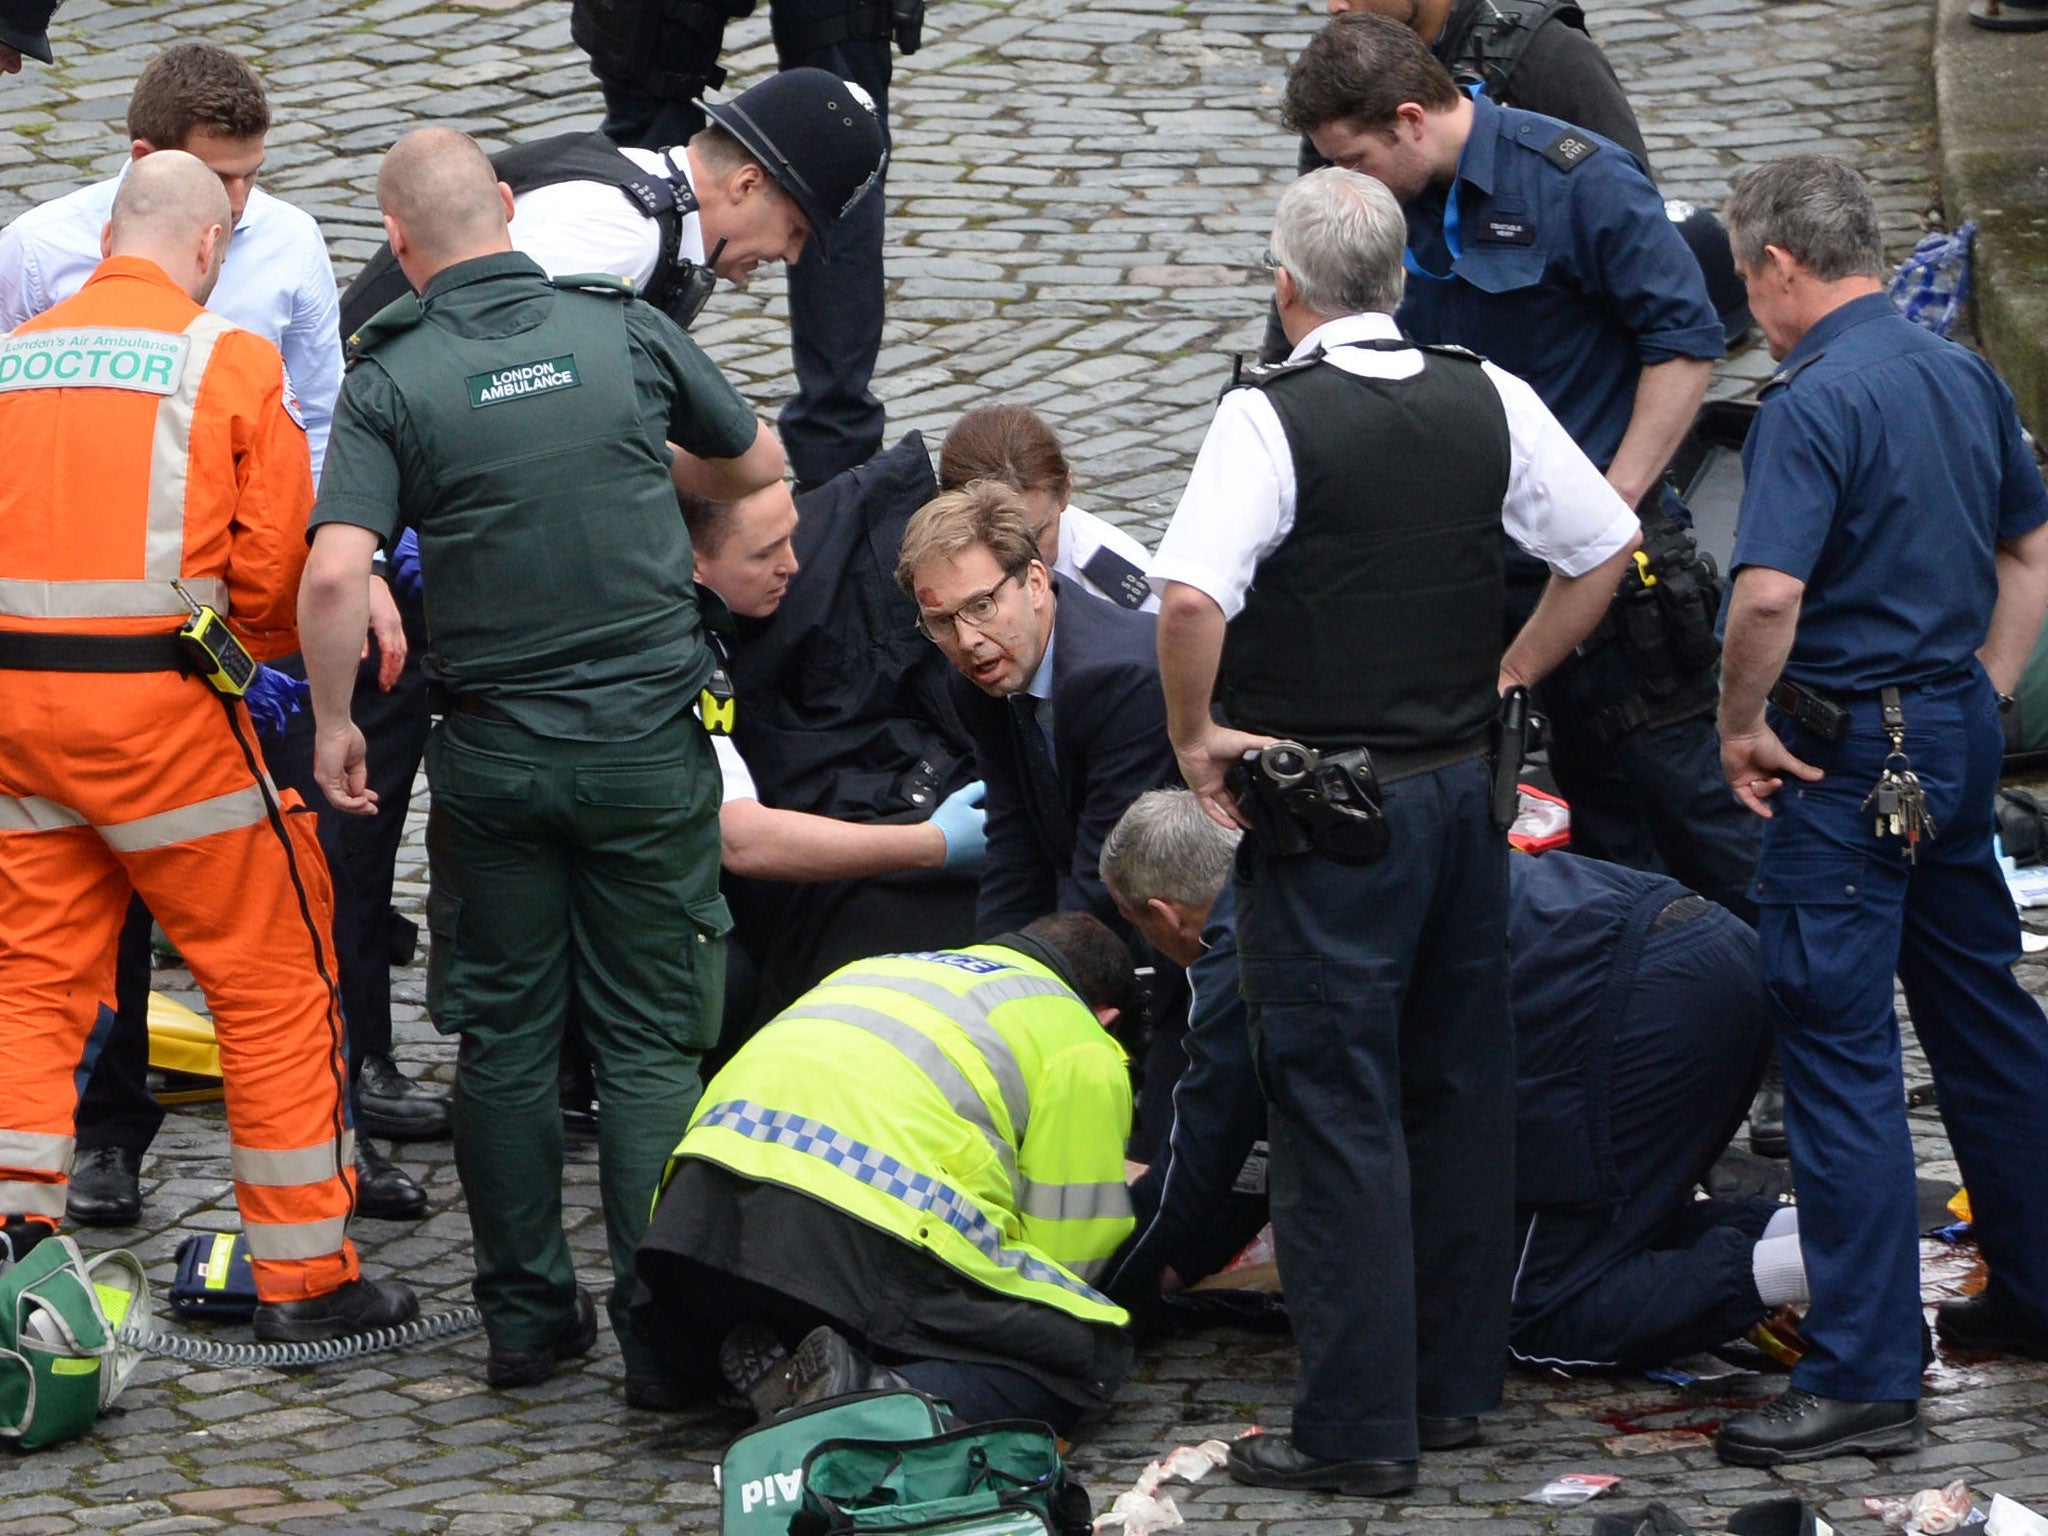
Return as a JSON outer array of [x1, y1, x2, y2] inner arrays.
[[0, 0, 60, 63], [697, 67, 888, 259]]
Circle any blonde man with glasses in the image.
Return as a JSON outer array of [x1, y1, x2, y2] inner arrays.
[[898, 482, 1178, 941]]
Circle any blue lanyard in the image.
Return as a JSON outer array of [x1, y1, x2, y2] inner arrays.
[[1404, 83, 1484, 282]]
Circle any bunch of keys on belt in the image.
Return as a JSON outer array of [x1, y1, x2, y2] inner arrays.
[[1861, 687, 1936, 862]]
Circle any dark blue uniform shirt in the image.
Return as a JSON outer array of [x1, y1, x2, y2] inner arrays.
[[1730, 292, 2048, 695], [1396, 95, 1724, 469]]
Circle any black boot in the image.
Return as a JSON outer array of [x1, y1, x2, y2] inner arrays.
[[254, 1276, 418, 1343], [354, 1137, 428, 1221], [65, 1146, 143, 1227], [1749, 1051, 1787, 1159], [355, 1053, 451, 1141], [787, 1326, 910, 1409]]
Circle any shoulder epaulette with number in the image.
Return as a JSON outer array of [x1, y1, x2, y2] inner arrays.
[[1760, 351, 1825, 397], [345, 293, 422, 365], [1221, 351, 1322, 399], [550, 271, 636, 298], [1418, 341, 1486, 365], [1539, 123, 1600, 173]]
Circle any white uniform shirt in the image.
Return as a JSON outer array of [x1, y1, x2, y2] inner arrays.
[[713, 732, 757, 807], [0, 172, 342, 478], [1056, 502, 1159, 614], [507, 147, 703, 293], [1153, 311, 1638, 619]]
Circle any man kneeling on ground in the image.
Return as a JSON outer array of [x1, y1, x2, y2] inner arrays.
[[1101, 791, 1804, 1376], [631, 912, 1139, 1426]]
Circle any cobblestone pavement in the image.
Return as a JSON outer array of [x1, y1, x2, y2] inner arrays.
[[6, 1, 2047, 1533]]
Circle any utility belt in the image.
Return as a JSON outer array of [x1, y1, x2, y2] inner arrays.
[[1227, 731, 1492, 866], [773, 0, 923, 56], [1577, 509, 1725, 745], [428, 667, 737, 735], [0, 591, 253, 699]]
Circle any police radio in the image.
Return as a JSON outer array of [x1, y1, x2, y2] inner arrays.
[[171, 580, 256, 699]]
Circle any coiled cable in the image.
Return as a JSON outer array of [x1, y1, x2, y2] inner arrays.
[[120, 1305, 484, 1368]]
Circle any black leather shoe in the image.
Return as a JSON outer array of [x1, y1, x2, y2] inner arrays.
[[787, 1326, 908, 1408], [355, 1053, 451, 1142], [354, 1137, 428, 1221], [1748, 1057, 1787, 1160], [66, 1146, 143, 1227], [1419, 1415, 1480, 1450], [486, 1287, 599, 1388], [254, 1276, 419, 1343], [1936, 1292, 2048, 1360], [1714, 1388, 1921, 1466], [1227, 1433, 1417, 1496]]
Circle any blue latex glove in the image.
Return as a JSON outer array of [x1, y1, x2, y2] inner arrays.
[[244, 664, 310, 737], [933, 779, 988, 872], [387, 527, 424, 606]]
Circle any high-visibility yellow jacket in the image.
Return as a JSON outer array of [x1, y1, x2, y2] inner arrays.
[[675, 945, 1135, 1327]]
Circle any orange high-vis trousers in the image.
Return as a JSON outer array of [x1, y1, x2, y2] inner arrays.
[[0, 666, 360, 1302]]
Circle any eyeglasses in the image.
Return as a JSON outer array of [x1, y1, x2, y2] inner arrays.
[[916, 569, 1022, 644]]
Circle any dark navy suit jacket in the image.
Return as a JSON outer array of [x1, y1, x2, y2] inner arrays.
[[951, 580, 1178, 939]]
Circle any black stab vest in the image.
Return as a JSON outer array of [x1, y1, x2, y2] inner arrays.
[[1217, 346, 1513, 753]]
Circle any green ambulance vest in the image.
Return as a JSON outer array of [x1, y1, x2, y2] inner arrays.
[[675, 946, 1135, 1328], [351, 274, 713, 736]]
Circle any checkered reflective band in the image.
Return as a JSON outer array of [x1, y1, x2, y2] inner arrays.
[[698, 1100, 1110, 1305]]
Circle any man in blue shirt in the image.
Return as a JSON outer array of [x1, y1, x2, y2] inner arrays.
[[1280, 16, 1757, 923], [1714, 154, 2048, 1466]]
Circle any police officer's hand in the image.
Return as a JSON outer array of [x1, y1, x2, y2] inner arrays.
[[1721, 725, 1821, 819], [1176, 725, 1275, 833], [315, 721, 379, 816]]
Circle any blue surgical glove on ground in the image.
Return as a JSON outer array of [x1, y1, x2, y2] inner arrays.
[[244, 665, 310, 737], [934, 779, 988, 871]]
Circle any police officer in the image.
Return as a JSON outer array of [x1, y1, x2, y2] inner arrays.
[[1712, 155, 2048, 1465], [573, 0, 907, 491], [632, 912, 1137, 1427], [1099, 794, 1796, 1374], [0, 0, 56, 72], [1153, 167, 1638, 1494], [1282, 16, 1757, 924], [299, 128, 783, 1401]]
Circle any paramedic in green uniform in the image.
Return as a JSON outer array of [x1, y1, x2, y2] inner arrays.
[[298, 127, 784, 1403]]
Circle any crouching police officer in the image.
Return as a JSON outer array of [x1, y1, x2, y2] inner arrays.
[[299, 128, 783, 1402], [1153, 167, 1638, 1494]]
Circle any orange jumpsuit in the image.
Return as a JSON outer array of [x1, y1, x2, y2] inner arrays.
[[0, 255, 359, 1301]]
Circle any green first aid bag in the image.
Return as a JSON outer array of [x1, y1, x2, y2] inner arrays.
[[0, 1236, 151, 1451], [793, 1420, 1094, 1536], [722, 1389, 948, 1536]]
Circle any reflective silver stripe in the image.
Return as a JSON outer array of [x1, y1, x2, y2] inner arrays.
[[788, 1001, 1020, 1190], [146, 312, 233, 581], [0, 794, 87, 832], [1017, 1178, 1132, 1226], [100, 784, 271, 853], [230, 1131, 353, 1189], [240, 1213, 350, 1262], [0, 1179, 69, 1219], [818, 969, 1057, 1141], [0, 1129, 75, 1172], [0, 575, 226, 619]]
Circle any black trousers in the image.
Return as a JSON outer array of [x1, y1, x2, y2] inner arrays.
[[74, 656, 367, 1156], [1508, 903, 1776, 1370], [1238, 756, 1513, 1463]]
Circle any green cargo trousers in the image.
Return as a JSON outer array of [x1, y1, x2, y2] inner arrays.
[[423, 710, 727, 1371]]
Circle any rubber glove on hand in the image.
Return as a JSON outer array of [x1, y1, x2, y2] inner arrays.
[[933, 779, 988, 871], [388, 528, 424, 607], [244, 665, 311, 738]]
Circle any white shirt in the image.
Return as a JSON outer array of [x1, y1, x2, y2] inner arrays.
[[1056, 502, 1159, 613], [1153, 312, 1639, 618], [0, 172, 342, 478], [508, 147, 703, 293], [713, 732, 757, 807]]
